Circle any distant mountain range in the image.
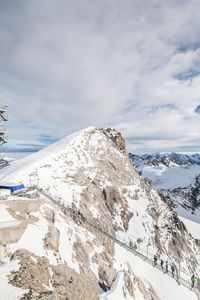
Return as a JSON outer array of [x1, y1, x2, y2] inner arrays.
[[0, 128, 199, 299], [130, 152, 200, 170], [0, 156, 15, 169], [129, 152, 200, 217]]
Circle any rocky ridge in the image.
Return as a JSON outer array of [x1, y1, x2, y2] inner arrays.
[[0, 128, 199, 299], [130, 152, 200, 211]]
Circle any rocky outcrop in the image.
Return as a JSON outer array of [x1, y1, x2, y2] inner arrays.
[[1, 128, 200, 299], [9, 250, 50, 294], [44, 225, 59, 253], [137, 278, 160, 300], [102, 187, 121, 213], [44, 208, 59, 252], [123, 272, 134, 297], [51, 265, 98, 300], [100, 128, 126, 152], [9, 249, 99, 300], [102, 186, 132, 231], [159, 175, 200, 211], [122, 269, 160, 300]]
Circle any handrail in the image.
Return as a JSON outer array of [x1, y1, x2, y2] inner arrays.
[[27, 186, 199, 297]]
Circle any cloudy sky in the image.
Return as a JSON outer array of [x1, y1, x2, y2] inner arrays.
[[0, 0, 200, 154]]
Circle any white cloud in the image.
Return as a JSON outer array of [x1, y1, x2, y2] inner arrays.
[[0, 0, 200, 152]]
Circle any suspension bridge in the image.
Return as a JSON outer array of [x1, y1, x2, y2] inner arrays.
[[26, 185, 199, 298]]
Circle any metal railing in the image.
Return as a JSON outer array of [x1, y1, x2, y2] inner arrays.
[[26, 185, 199, 298]]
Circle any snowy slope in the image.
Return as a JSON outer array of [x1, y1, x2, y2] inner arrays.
[[130, 152, 200, 221], [0, 128, 199, 299], [179, 216, 200, 239], [0, 127, 87, 181], [129, 152, 200, 190], [130, 153, 200, 169], [142, 164, 200, 189], [0, 204, 16, 222]]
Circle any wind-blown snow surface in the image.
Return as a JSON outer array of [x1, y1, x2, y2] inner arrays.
[[0, 204, 16, 222], [0, 128, 199, 299], [175, 203, 200, 224], [0, 127, 86, 182], [179, 216, 200, 239]]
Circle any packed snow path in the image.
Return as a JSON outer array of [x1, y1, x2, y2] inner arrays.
[[28, 186, 199, 298]]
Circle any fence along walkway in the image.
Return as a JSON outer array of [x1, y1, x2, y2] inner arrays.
[[31, 186, 199, 298]]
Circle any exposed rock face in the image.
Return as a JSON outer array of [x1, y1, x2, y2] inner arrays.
[[100, 128, 126, 152], [130, 152, 200, 210], [0, 127, 200, 299], [122, 270, 160, 300], [98, 265, 116, 287], [9, 249, 99, 300], [102, 186, 132, 231], [4, 194, 117, 299], [161, 174, 200, 210], [102, 187, 120, 213], [137, 278, 160, 300], [44, 225, 59, 252], [129, 153, 200, 168], [73, 239, 90, 266], [44, 208, 59, 252], [123, 272, 134, 297], [0, 158, 10, 169], [9, 250, 50, 294], [51, 265, 98, 300]]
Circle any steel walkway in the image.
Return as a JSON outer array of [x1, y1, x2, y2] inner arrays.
[[33, 187, 199, 299]]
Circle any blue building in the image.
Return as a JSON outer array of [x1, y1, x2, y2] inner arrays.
[[0, 182, 25, 193]]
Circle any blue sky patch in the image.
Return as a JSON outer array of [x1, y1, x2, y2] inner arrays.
[[175, 69, 200, 81], [195, 105, 200, 114], [1, 1, 200, 154], [38, 135, 58, 144]]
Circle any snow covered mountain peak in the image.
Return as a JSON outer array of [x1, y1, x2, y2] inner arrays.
[[0, 127, 127, 183], [130, 152, 200, 171], [130, 152, 200, 223], [0, 129, 200, 299]]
